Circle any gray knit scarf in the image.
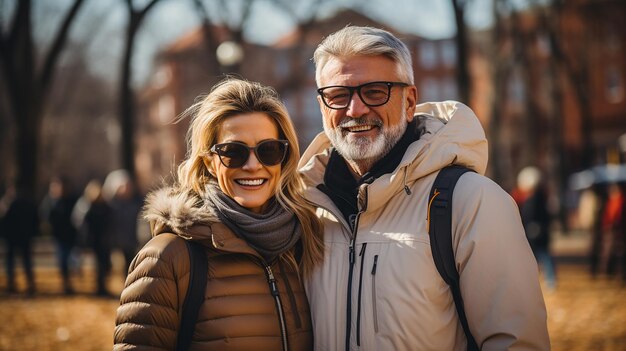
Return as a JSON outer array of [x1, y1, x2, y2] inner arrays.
[[205, 183, 301, 262]]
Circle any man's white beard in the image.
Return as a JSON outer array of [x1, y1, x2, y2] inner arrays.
[[323, 109, 408, 165]]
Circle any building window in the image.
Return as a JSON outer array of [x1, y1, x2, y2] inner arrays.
[[536, 34, 551, 58], [153, 66, 172, 89], [420, 77, 440, 102], [158, 94, 175, 124], [508, 70, 526, 105], [419, 41, 437, 70], [604, 25, 621, 53], [440, 41, 457, 68], [605, 66, 624, 103], [441, 77, 458, 100], [304, 87, 320, 121], [274, 52, 290, 79]]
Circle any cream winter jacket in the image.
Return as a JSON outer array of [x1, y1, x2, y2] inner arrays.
[[298, 101, 550, 351]]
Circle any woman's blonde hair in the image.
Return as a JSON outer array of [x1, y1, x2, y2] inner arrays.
[[177, 77, 323, 276]]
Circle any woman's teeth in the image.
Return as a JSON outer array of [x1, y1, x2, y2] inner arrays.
[[236, 179, 265, 186]]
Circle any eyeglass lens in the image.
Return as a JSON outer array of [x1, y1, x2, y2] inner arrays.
[[320, 82, 392, 109], [213, 140, 287, 168]]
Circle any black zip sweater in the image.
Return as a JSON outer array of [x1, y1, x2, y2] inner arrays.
[[318, 119, 421, 228]]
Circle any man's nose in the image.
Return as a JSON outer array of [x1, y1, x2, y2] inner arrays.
[[345, 92, 370, 118]]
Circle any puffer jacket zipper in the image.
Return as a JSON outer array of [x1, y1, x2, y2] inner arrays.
[[264, 264, 289, 351], [371, 255, 379, 333], [277, 259, 302, 329], [356, 243, 368, 346]]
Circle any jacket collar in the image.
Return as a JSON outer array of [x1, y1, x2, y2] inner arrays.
[[320, 120, 420, 224], [143, 186, 262, 258], [298, 101, 488, 214]]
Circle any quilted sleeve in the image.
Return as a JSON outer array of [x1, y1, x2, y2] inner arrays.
[[113, 233, 191, 351]]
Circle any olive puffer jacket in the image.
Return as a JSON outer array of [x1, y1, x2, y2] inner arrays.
[[113, 187, 312, 351]]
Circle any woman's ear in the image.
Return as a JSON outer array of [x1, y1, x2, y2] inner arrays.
[[203, 157, 216, 177]]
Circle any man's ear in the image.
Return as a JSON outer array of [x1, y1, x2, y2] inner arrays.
[[405, 85, 418, 122]]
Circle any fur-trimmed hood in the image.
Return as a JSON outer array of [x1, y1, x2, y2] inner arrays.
[[142, 186, 219, 241]]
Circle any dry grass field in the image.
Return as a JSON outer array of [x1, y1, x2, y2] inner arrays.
[[0, 258, 624, 350]]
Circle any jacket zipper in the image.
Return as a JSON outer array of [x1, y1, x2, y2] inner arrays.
[[345, 213, 361, 351], [265, 264, 289, 351], [277, 259, 302, 329], [371, 255, 379, 333], [356, 243, 368, 346]]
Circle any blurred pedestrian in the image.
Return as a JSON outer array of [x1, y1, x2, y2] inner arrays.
[[103, 170, 141, 275], [1, 186, 38, 295], [620, 182, 626, 283], [40, 176, 79, 294], [582, 182, 609, 277], [512, 166, 557, 290], [73, 180, 113, 296], [600, 182, 623, 277]]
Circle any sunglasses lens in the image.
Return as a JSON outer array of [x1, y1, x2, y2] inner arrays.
[[216, 143, 248, 168], [257, 140, 287, 166]]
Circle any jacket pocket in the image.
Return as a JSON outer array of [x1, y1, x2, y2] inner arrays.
[[371, 254, 379, 333]]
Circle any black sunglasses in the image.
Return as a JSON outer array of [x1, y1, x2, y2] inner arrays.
[[317, 81, 409, 110], [210, 139, 289, 168]]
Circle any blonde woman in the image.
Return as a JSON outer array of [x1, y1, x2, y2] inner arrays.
[[114, 78, 323, 350]]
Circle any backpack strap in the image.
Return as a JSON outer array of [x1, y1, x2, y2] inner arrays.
[[176, 240, 208, 351], [428, 165, 479, 351]]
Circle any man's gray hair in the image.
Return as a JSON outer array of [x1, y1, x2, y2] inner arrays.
[[313, 26, 414, 86]]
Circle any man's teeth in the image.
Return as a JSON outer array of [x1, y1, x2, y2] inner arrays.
[[236, 179, 265, 186], [346, 125, 374, 132]]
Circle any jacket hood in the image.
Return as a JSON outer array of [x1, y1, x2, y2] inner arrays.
[[142, 186, 219, 240], [298, 101, 488, 212]]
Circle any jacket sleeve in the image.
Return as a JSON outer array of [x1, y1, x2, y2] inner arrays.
[[113, 233, 191, 351], [452, 173, 550, 351]]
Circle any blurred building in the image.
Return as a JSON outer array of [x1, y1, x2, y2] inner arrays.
[[135, 9, 470, 191], [135, 2, 625, 193], [486, 0, 626, 191]]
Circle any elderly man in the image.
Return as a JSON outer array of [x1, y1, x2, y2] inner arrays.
[[298, 26, 550, 350]]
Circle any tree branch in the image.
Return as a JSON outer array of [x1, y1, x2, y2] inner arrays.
[[137, 0, 163, 23], [40, 0, 86, 95], [7, 0, 30, 55]]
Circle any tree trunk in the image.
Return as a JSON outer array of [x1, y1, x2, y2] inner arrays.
[[118, 0, 162, 181], [512, 12, 541, 166], [452, 0, 470, 104], [0, 0, 85, 199], [119, 17, 138, 179]]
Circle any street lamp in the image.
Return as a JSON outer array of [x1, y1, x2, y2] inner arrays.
[[216, 41, 243, 67]]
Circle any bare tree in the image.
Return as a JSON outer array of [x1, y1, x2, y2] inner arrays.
[[270, 0, 329, 94], [488, 0, 516, 184], [451, 0, 471, 104], [119, 0, 164, 180], [190, 0, 221, 77], [510, 8, 542, 166], [192, 0, 255, 74], [0, 0, 87, 198], [542, 0, 594, 169]]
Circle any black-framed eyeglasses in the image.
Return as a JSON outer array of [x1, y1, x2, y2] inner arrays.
[[209, 139, 289, 168], [317, 81, 409, 110]]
